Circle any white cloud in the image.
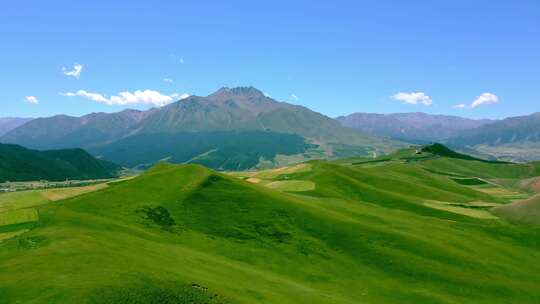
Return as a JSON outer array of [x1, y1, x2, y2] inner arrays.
[[62, 90, 108, 103], [62, 63, 83, 79], [170, 93, 190, 100], [454, 92, 500, 109], [391, 92, 432, 106], [62, 89, 179, 106], [179, 57, 184, 64], [291, 94, 299, 101], [24, 96, 38, 104], [471, 92, 499, 108], [163, 78, 174, 84]]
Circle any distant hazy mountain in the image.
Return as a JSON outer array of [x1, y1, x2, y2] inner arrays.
[[337, 112, 492, 143], [2, 87, 404, 170], [1, 110, 149, 150], [446, 113, 540, 162], [0, 143, 120, 182], [0, 117, 33, 136]]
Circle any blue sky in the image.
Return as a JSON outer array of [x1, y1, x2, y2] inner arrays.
[[1, 0, 539, 119]]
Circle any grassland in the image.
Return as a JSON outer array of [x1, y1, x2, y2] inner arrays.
[[0, 182, 112, 245], [0, 146, 539, 303]]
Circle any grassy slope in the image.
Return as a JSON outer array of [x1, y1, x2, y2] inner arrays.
[[493, 195, 540, 225], [1, 152, 540, 303], [492, 178, 540, 225], [0, 143, 120, 182]]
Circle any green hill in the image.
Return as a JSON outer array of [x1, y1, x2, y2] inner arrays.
[[493, 195, 540, 225], [420, 143, 504, 162], [1, 145, 540, 303], [0, 143, 121, 182]]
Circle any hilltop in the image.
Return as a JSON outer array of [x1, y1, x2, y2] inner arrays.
[[0, 143, 121, 182]]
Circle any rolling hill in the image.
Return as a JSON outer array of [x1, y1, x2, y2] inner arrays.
[[493, 194, 540, 225], [0, 143, 121, 182], [337, 112, 492, 143], [446, 112, 540, 162], [1, 87, 404, 170], [1, 145, 539, 303]]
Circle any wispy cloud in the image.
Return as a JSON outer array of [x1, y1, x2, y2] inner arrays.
[[24, 96, 38, 104], [163, 78, 174, 84], [62, 63, 83, 79], [391, 92, 432, 106], [453, 92, 499, 109], [62, 89, 180, 107], [170, 93, 190, 100], [291, 94, 299, 101], [169, 54, 184, 64], [63, 91, 108, 103], [471, 92, 499, 108]]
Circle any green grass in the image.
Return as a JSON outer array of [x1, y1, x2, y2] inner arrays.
[[451, 177, 487, 185], [0, 182, 113, 245], [265, 180, 316, 192], [1, 149, 540, 303], [0, 183, 111, 213], [0, 190, 48, 212], [0, 143, 120, 182], [0, 208, 38, 227], [423, 201, 498, 219], [0, 229, 30, 242]]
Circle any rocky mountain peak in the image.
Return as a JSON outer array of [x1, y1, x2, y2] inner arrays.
[[207, 86, 266, 100]]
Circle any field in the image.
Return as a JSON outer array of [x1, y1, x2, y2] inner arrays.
[[0, 182, 111, 245], [0, 178, 112, 192], [1, 146, 540, 303], [470, 142, 540, 163]]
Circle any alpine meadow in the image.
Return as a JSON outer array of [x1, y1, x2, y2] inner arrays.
[[1, 1, 540, 304]]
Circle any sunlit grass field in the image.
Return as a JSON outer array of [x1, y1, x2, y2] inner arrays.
[[1, 147, 539, 303]]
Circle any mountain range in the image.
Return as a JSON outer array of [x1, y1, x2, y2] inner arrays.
[[446, 112, 540, 162], [2, 87, 539, 166], [0, 118, 33, 137], [338, 112, 540, 162], [337, 112, 493, 143], [1, 87, 403, 170]]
